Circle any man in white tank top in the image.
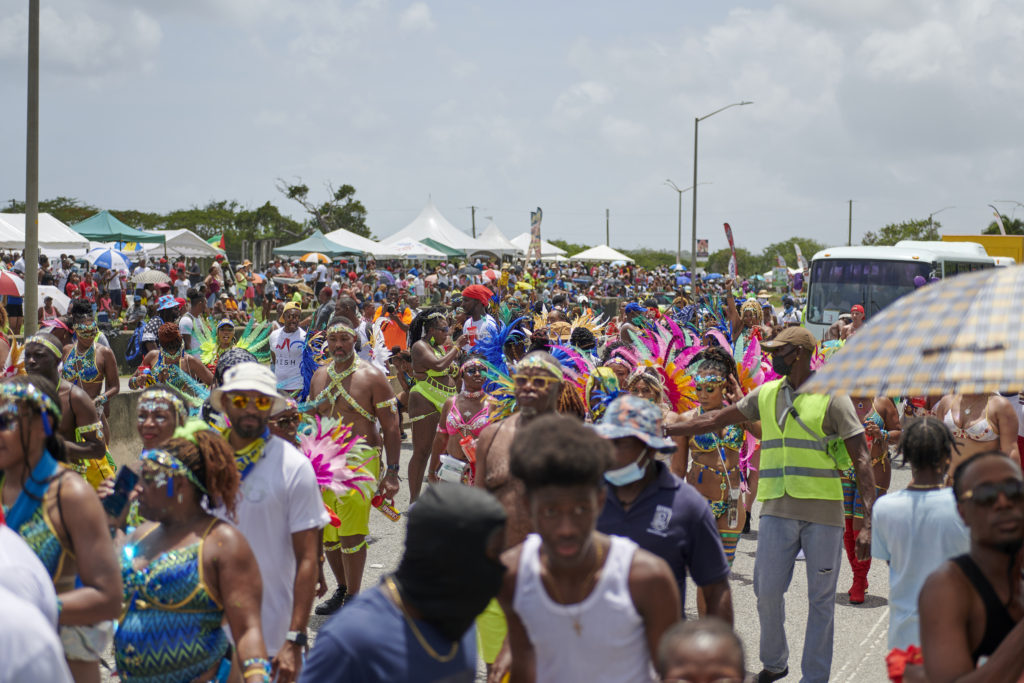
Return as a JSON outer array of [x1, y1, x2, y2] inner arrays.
[[497, 414, 681, 683]]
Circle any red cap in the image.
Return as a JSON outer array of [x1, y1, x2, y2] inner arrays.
[[461, 284, 493, 304], [175, 297, 186, 308], [851, 304, 865, 314]]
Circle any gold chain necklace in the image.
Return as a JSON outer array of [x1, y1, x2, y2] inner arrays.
[[384, 576, 459, 662], [542, 538, 607, 636]]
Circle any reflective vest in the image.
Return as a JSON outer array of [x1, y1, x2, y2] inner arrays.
[[756, 379, 851, 502]]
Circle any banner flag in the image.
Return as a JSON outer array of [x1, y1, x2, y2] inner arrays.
[[528, 208, 543, 260]]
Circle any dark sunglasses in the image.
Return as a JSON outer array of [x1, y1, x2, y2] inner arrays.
[[960, 479, 1024, 506], [272, 414, 301, 427]]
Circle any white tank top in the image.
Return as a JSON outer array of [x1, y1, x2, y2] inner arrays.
[[513, 533, 656, 682]]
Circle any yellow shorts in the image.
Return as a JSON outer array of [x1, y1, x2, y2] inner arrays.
[[322, 453, 380, 547], [71, 452, 116, 489], [476, 598, 507, 665]]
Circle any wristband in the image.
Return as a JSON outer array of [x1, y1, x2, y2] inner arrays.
[[386, 463, 400, 474]]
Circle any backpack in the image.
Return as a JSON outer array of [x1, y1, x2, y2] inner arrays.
[[125, 324, 146, 366]]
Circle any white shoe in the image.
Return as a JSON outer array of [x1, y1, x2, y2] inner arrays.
[[796, 549, 806, 561]]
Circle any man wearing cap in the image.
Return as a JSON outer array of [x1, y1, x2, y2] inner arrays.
[[461, 284, 496, 352], [373, 287, 413, 351], [270, 302, 306, 397], [142, 294, 182, 354], [308, 316, 401, 616], [211, 362, 330, 683], [841, 304, 866, 340], [24, 333, 113, 488], [474, 350, 564, 674], [595, 395, 733, 623], [666, 326, 875, 683]]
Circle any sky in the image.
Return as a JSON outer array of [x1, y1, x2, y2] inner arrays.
[[2, 0, 1024, 258]]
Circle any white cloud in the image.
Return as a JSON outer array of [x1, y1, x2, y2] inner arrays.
[[552, 81, 612, 122], [399, 2, 435, 33]]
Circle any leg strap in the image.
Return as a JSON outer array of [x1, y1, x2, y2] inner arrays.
[[340, 540, 368, 555]]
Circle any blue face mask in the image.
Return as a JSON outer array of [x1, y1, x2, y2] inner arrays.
[[604, 449, 650, 487]]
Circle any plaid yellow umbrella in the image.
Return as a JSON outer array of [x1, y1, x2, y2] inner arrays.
[[802, 266, 1024, 397], [300, 252, 330, 264]]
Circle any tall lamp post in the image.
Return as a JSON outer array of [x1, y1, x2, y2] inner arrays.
[[691, 101, 752, 274], [665, 180, 708, 267], [928, 206, 954, 233]]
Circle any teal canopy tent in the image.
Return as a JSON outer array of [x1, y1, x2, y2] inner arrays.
[[272, 230, 362, 257], [72, 210, 166, 243]]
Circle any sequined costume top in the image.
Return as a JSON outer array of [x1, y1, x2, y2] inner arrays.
[[115, 519, 227, 683], [62, 341, 101, 385], [3, 492, 70, 581], [690, 423, 746, 453]]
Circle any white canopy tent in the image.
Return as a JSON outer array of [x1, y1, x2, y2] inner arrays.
[[141, 229, 224, 258], [373, 239, 446, 260], [570, 244, 635, 263], [324, 227, 386, 257], [509, 232, 567, 258], [381, 200, 487, 254], [473, 221, 521, 258], [0, 213, 90, 254]]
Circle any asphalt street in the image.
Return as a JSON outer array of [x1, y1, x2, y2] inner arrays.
[[104, 435, 906, 682]]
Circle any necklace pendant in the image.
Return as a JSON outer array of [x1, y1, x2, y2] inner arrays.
[[572, 619, 582, 636]]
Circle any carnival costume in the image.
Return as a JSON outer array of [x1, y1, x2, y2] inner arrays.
[[192, 317, 271, 370], [130, 347, 211, 412]]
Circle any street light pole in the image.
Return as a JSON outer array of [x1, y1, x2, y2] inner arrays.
[[24, 0, 40, 336], [928, 205, 954, 233], [666, 180, 708, 267], [691, 101, 752, 274]]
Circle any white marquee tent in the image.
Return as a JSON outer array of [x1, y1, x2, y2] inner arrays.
[[142, 229, 224, 258], [0, 213, 90, 254], [374, 239, 446, 260], [381, 200, 487, 254], [324, 227, 387, 257], [570, 244, 635, 263], [509, 232, 567, 258], [474, 220, 521, 257]]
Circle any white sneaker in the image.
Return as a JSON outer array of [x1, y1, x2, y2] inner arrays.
[[796, 549, 806, 561]]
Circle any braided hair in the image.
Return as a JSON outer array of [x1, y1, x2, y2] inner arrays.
[[687, 346, 739, 387], [409, 307, 448, 346], [899, 416, 958, 473], [163, 430, 241, 519], [557, 383, 587, 420]]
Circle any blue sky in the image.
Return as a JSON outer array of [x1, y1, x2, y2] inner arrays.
[[2, 0, 1023, 256]]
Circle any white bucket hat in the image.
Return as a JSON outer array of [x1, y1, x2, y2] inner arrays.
[[210, 362, 289, 414]]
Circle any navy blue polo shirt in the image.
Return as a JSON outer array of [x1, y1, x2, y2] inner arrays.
[[597, 461, 730, 607]]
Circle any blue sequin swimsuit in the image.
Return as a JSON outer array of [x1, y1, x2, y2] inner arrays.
[[115, 519, 228, 683]]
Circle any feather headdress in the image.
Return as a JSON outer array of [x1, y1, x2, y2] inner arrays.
[[297, 416, 377, 499]]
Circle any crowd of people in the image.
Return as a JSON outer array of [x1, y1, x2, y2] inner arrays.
[[0, 250, 1021, 683]]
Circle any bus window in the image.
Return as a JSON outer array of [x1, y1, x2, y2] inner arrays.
[[806, 259, 932, 324]]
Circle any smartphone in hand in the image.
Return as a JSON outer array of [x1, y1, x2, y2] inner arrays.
[[102, 466, 139, 519]]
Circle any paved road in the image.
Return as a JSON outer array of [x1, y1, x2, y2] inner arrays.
[[105, 437, 906, 682]]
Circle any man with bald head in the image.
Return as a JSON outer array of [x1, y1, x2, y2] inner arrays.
[[474, 350, 565, 675], [24, 332, 112, 488]]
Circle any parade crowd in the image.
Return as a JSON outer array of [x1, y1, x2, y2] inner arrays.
[[0, 250, 1021, 683]]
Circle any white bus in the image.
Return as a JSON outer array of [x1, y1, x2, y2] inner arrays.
[[804, 241, 994, 339]]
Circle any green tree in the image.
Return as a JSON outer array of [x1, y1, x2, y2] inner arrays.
[[862, 218, 941, 245], [758, 237, 827, 273], [982, 214, 1024, 235], [3, 196, 99, 225], [705, 247, 757, 275], [547, 239, 592, 256], [276, 180, 371, 237]]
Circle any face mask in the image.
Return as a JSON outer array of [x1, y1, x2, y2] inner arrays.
[[604, 448, 649, 487], [772, 353, 793, 376]]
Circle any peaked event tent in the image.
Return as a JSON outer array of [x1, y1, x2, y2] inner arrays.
[[509, 232, 567, 258], [381, 200, 488, 254], [374, 239, 446, 260], [272, 230, 361, 257], [143, 229, 225, 258], [323, 227, 387, 257], [570, 244, 635, 263], [476, 221, 521, 257], [72, 211, 166, 244], [0, 213, 91, 252]]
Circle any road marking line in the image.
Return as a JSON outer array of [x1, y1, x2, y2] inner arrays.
[[834, 608, 888, 682]]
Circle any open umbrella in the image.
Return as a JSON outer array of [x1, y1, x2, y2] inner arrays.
[[675, 275, 691, 286], [704, 273, 723, 280], [300, 252, 330, 264], [670, 263, 688, 271], [0, 271, 24, 297], [803, 266, 1024, 397], [86, 247, 131, 271], [482, 269, 500, 281], [458, 266, 481, 276], [37, 285, 71, 313], [572, 276, 594, 286], [515, 281, 534, 291], [130, 269, 171, 285], [375, 269, 396, 285]]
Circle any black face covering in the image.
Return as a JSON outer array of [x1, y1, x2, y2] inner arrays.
[[394, 483, 508, 642], [772, 351, 794, 376]]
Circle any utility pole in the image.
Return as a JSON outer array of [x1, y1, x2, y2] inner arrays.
[[848, 199, 853, 247], [24, 0, 40, 336], [470, 205, 477, 238], [605, 208, 610, 246]]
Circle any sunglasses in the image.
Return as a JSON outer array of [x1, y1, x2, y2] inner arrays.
[[272, 414, 301, 427], [960, 479, 1024, 506], [228, 393, 273, 411], [512, 374, 560, 390]]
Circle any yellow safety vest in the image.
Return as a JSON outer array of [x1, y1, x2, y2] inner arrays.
[[756, 379, 851, 502]]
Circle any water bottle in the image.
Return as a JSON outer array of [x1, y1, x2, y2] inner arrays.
[[371, 495, 401, 522]]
